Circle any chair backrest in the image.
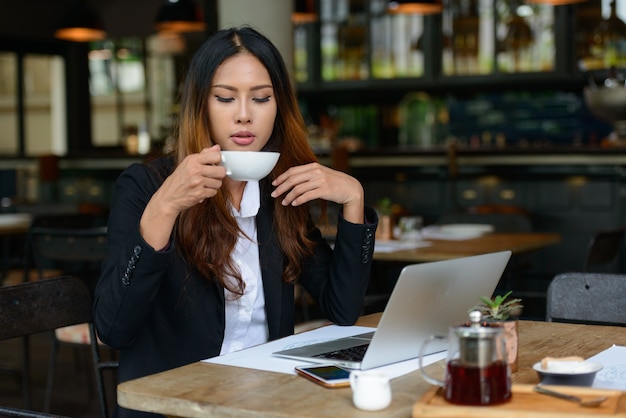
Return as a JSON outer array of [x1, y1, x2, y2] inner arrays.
[[0, 276, 93, 417], [0, 275, 92, 342], [546, 272, 626, 326], [23, 224, 114, 418], [583, 227, 625, 272], [30, 213, 99, 229], [29, 226, 108, 264], [0, 406, 71, 418], [26, 226, 107, 294]]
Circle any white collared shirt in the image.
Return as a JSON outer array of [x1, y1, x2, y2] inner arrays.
[[220, 181, 269, 355]]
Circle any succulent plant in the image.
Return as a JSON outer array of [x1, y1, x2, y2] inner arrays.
[[469, 290, 523, 321]]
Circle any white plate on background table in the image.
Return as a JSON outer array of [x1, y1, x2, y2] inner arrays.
[[422, 224, 494, 240], [0, 213, 32, 226]]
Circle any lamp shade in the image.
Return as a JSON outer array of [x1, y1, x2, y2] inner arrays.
[[54, 1, 107, 42], [388, 0, 443, 14], [292, 0, 317, 23], [526, 0, 585, 5], [155, 0, 206, 34]]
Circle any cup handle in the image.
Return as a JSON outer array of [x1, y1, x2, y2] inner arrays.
[[349, 371, 359, 390], [419, 335, 446, 387], [220, 154, 231, 176]]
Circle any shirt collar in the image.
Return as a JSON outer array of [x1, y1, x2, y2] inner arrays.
[[231, 181, 260, 218]]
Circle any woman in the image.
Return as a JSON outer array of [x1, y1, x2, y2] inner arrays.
[[94, 26, 377, 417]]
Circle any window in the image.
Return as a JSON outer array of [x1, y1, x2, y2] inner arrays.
[[89, 36, 177, 154], [0, 52, 18, 155], [0, 35, 178, 158], [0, 52, 65, 157]]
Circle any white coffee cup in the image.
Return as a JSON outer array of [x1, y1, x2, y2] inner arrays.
[[349, 371, 392, 411], [220, 151, 280, 181]]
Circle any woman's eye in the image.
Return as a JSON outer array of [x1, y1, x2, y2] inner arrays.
[[216, 96, 234, 103], [253, 96, 271, 103]]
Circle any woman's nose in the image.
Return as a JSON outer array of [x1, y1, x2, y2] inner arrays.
[[236, 102, 252, 123]]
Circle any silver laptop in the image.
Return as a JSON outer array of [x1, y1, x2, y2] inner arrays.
[[273, 250, 512, 370]]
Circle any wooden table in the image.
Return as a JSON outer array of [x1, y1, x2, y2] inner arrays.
[[0, 213, 31, 236], [373, 232, 561, 263], [0, 214, 32, 283], [117, 313, 623, 418]]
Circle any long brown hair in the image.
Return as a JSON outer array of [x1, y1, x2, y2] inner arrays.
[[172, 26, 318, 295]]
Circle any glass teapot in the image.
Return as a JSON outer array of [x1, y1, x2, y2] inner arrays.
[[419, 310, 511, 405]]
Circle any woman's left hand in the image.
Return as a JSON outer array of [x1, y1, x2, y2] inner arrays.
[[271, 162, 364, 224]]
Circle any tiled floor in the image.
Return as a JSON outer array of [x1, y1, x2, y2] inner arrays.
[[0, 333, 116, 417]]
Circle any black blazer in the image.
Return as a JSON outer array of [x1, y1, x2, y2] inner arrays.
[[93, 157, 378, 418]]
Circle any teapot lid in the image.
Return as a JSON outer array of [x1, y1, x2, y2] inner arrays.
[[454, 310, 503, 339]]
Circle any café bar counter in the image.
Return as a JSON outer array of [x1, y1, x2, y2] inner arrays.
[[337, 145, 626, 279], [3, 144, 626, 171], [2, 144, 625, 277], [343, 144, 626, 169]]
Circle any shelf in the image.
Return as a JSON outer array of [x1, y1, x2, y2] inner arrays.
[[344, 145, 626, 169], [297, 72, 588, 100]]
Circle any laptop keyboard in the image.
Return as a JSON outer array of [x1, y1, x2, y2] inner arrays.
[[312, 343, 369, 362]]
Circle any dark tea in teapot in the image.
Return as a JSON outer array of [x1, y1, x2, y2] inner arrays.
[[445, 359, 510, 405]]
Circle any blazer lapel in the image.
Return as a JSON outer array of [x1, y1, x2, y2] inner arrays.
[[257, 191, 284, 338]]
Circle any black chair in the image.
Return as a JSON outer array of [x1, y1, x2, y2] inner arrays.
[[22, 225, 116, 417], [0, 276, 101, 417], [27, 226, 108, 295], [583, 227, 625, 272], [0, 406, 70, 418], [546, 272, 626, 326]]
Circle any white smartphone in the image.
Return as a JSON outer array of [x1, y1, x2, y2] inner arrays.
[[295, 364, 352, 388]]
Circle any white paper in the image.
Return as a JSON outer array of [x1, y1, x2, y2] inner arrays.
[[588, 345, 626, 390], [374, 240, 431, 253], [203, 324, 447, 380]]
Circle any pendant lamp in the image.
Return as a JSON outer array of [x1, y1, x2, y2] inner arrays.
[[292, 0, 317, 23], [526, 0, 585, 5], [54, 0, 107, 42], [388, 0, 443, 14], [155, 0, 206, 34]]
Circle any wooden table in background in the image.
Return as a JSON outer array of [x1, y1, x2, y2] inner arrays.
[[117, 313, 623, 418], [0, 213, 31, 236], [0, 213, 32, 284], [373, 232, 561, 263]]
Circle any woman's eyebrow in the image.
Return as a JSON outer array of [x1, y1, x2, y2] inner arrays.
[[212, 84, 273, 91]]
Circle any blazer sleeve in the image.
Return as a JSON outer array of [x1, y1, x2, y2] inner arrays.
[[300, 206, 378, 325], [93, 161, 177, 348]]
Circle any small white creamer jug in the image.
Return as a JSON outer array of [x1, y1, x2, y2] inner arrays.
[[349, 371, 392, 411]]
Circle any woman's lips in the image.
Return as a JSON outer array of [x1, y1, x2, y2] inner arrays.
[[231, 132, 255, 146]]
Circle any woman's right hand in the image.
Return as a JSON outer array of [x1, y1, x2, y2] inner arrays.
[[140, 145, 226, 250]]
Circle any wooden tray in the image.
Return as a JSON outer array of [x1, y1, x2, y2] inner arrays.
[[413, 384, 626, 417]]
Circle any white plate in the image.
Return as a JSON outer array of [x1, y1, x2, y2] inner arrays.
[[533, 361, 603, 375], [439, 224, 494, 235], [532, 361, 603, 386], [0, 213, 32, 226], [421, 223, 494, 240]]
